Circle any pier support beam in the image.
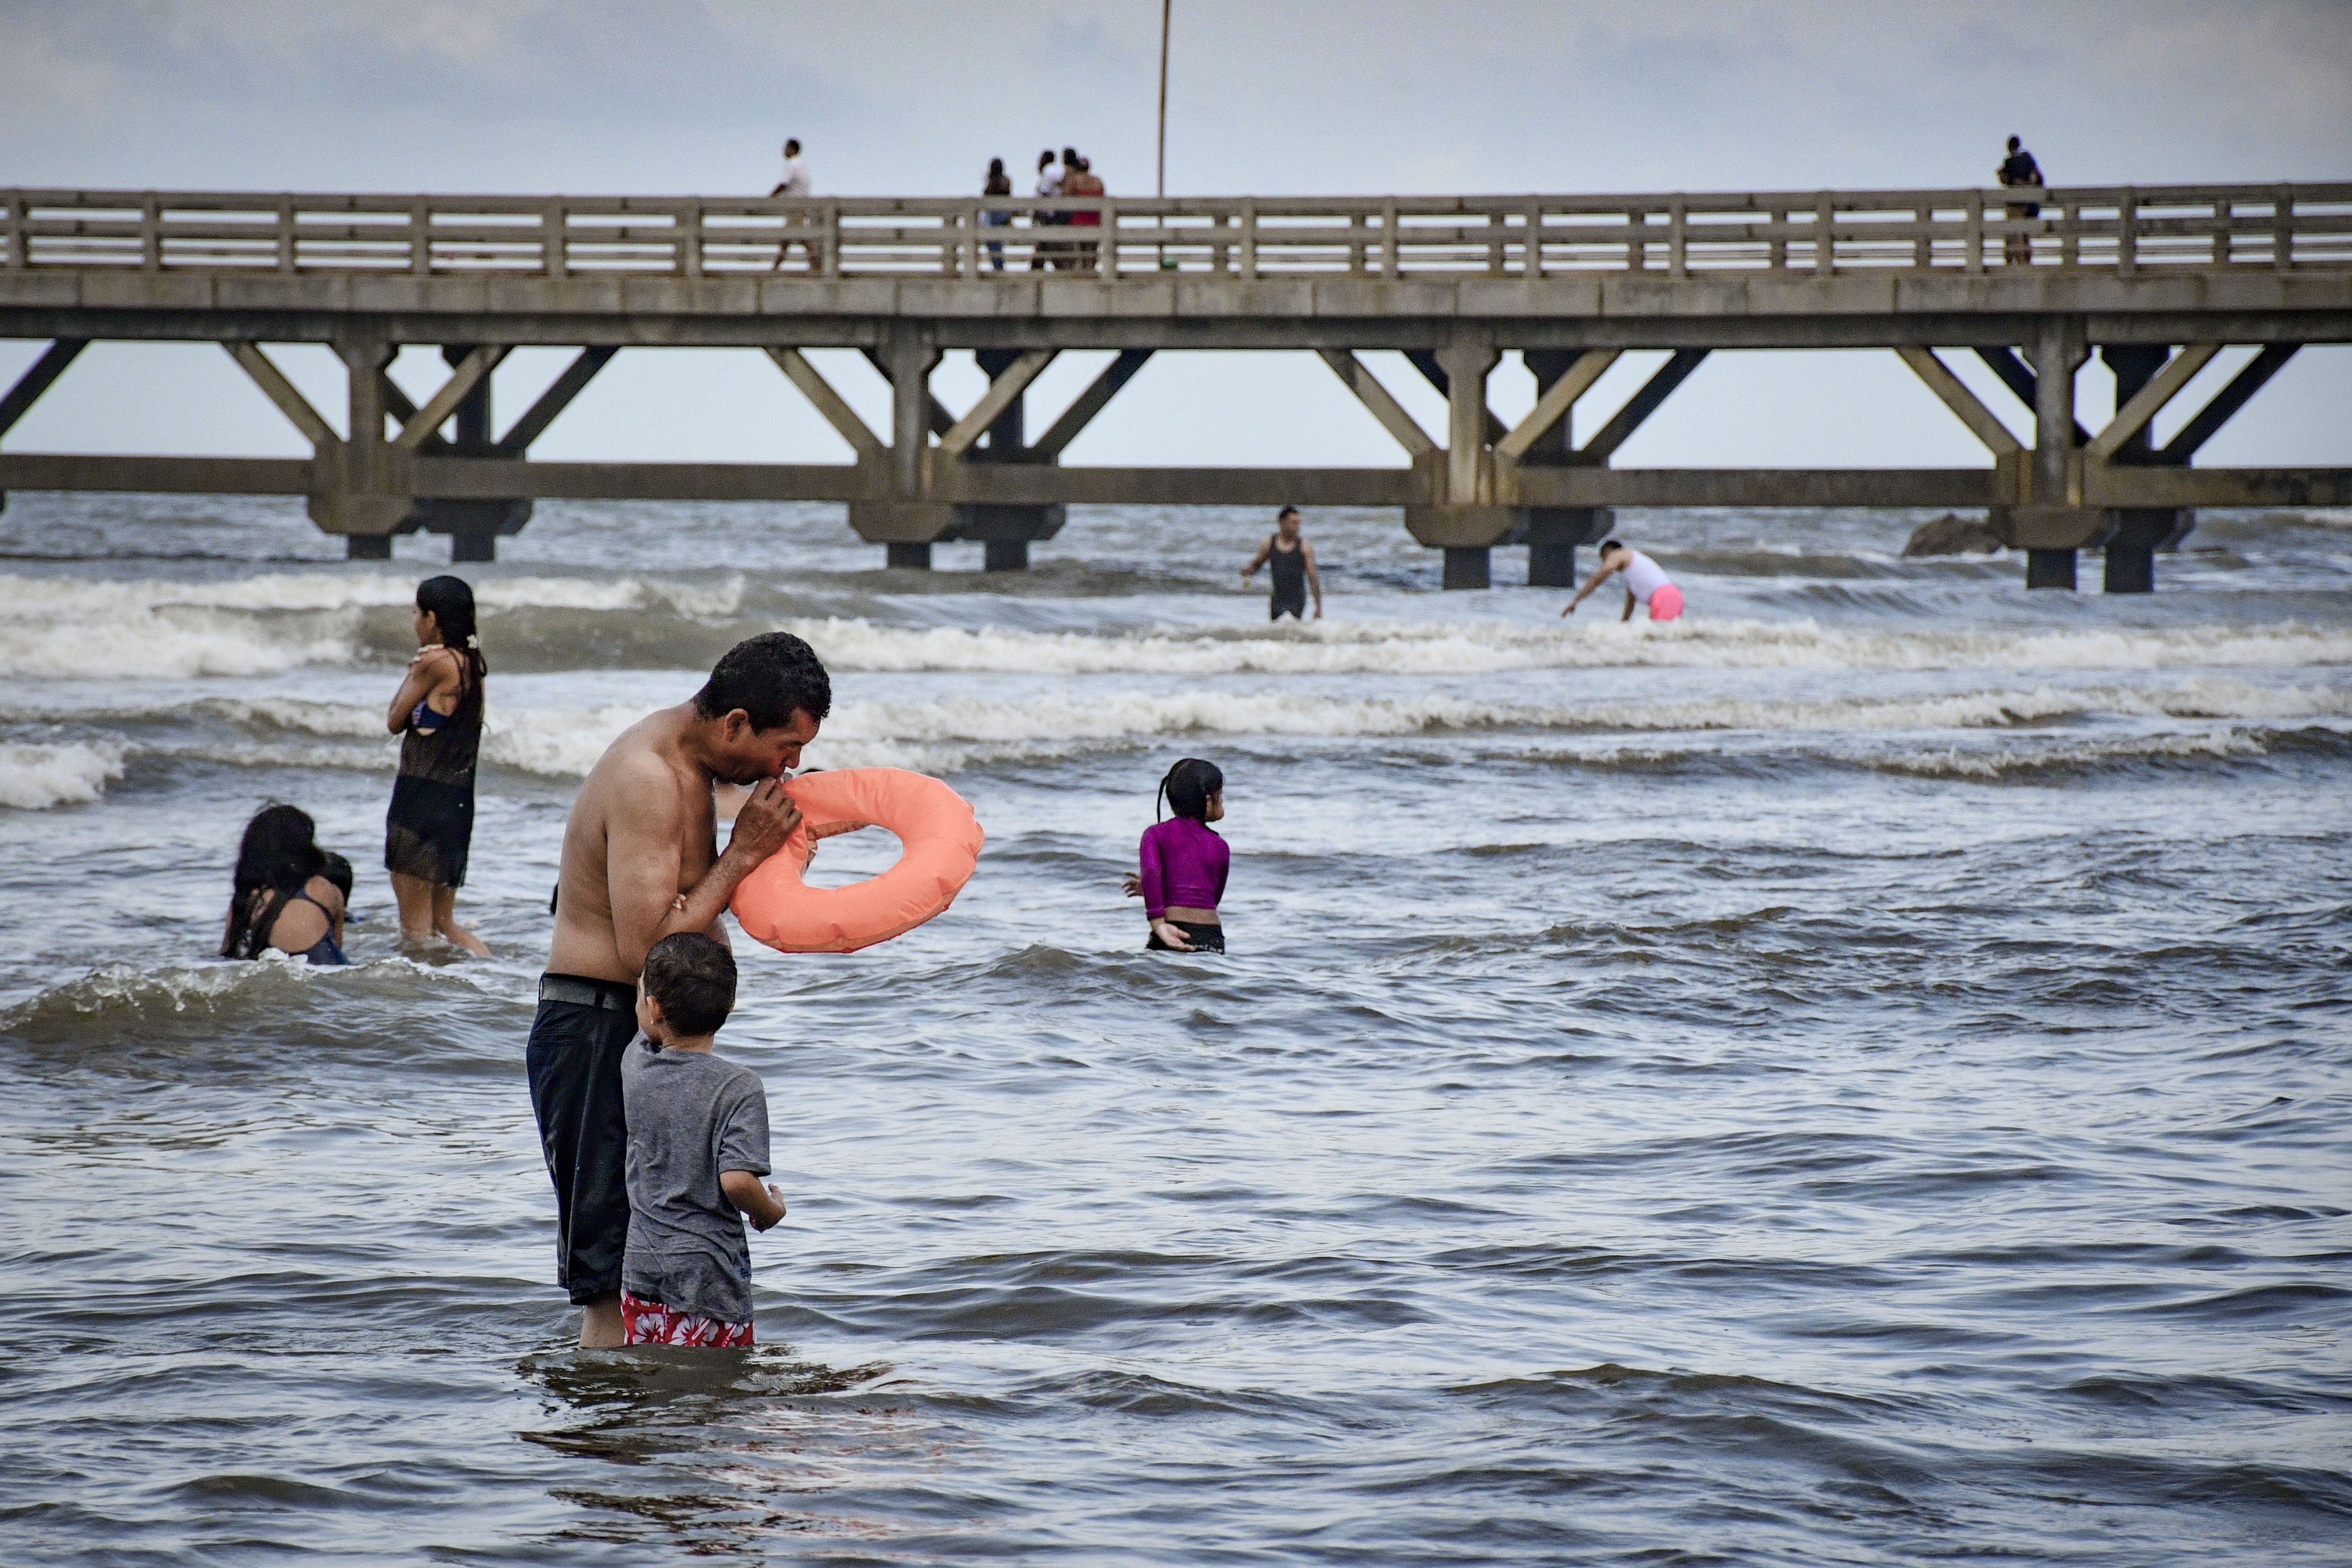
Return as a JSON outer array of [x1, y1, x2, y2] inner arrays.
[[313, 338, 409, 558], [0, 337, 89, 513], [409, 343, 532, 562], [956, 347, 1064, 572], [2097, 344, 2188, 594], [2017, 321, 2099, 589], [1405, 344, 1511, 588], [1517, 349, 1614, 588]]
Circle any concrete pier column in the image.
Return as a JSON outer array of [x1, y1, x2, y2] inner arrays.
[[418, 343, 531, 563], [886, 336, 941, 500], [959, 347, 1064, 573], [1435, 344, 1500, 590], [2025, 319, 2090, 590], [1519, 350, 1609, 588], [2098, 343, 2184, 595], [1442, 547, 1491, 590], [313, 337, 408, 560]]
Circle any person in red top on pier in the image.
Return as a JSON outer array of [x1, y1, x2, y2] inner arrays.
[[1120, 758, 1228, 953]]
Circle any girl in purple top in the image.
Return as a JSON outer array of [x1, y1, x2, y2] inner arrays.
[[1120, 758, 1228, 953]]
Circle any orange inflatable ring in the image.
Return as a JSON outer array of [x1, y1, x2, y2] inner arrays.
[[730, 768, 984, 954]]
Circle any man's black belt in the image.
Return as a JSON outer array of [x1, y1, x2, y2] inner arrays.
[[538, 973, 636, 1011]]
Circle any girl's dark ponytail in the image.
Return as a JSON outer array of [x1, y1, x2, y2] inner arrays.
[[415, 574, 487, 690], [1156, 757, 1224, 823]]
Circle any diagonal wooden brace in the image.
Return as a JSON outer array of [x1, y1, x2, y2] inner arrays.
[[940, 349, 1056, 459], [1576, 348, 1707, 464], [497, 345, 617, 457], [1030, 349, 1152, 461], [394, 344, 508, 451], [0, 338, 88, 440], [1895, 346, 2022, 457], [222, 341, 337, 450], [2159, 343, 2301, 462], [1496, 350, 1620, 462], [1318, 350, 1437, 458], [2085, 344, 2219, 462], [766, 347, 884, 461]]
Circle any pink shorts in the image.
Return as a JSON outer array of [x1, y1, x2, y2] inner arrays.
[[621, 1289, 754, 1348], [1647, 584, 1684, 621]]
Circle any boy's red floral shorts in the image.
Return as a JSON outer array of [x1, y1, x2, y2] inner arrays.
[[621, 1290, 754, 1347]]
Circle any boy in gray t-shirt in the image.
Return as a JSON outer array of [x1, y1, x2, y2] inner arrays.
[[618, 932, 785, 1347]]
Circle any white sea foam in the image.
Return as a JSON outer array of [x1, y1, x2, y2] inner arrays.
[[0, 740, 126, 809], [21, 677, 2349, 780], [0, 571, 745, 678], [464, 677, 2352, 778], [783, 615, 2352, 679]]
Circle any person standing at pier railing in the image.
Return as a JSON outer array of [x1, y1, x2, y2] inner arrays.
[[384, 575, 491, 956], [1063, 154, 1106, 269], [1031, 149, 1065, 271], [771, 137, 812, 271], [1562, 539, 1683, 623], [981, 158, 1014, 271], [1998, 134, 2044, 266], [1241, 505, 1323, 621]]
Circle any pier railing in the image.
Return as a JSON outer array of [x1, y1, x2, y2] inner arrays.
[[6, 184, 2348, 281]]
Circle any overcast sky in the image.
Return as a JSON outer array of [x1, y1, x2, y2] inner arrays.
[[3, 0, 2347, 473]]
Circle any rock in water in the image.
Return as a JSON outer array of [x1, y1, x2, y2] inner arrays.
[[1902, 513, 2004, 557]]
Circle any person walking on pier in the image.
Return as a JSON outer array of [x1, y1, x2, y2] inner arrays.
[[528, 632, 824, 1347], [981, 158, 1014, 271], [1998, 135, 2044, 267], [1241, 506, 1323, 621], [1562, 539, 1683, 623], [771, 137, 812, 270], [384, 575, 491, 955]]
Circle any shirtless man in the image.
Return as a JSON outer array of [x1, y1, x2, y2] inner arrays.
[[526, 632, 830, 1347], [1240, 505, 1323, 621]]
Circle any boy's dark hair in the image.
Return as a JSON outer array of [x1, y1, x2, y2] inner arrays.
[[1277, 504, 1300, 521], [1156, 757, 1225, 823], [693, 632, 831, 732], [320, 851, 354, 902], [643, 932, 738, 1039], [1598, 538, 1626, 556]]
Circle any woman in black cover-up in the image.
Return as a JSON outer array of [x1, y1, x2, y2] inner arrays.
[[385, 575, 490, 955]]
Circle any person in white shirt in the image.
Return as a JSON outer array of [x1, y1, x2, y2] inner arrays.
[[1561, 539, 1685, 622], [770, 138, 811, 270], [1030, 149, 1062, 272]]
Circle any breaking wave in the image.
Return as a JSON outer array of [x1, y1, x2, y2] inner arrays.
[[0, 741, 127, 810]]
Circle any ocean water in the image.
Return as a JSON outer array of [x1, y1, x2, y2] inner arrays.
[[2, 494, 2348, 1564]]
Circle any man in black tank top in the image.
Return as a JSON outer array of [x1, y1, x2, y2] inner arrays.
[[1241, 505, 1323, 621]]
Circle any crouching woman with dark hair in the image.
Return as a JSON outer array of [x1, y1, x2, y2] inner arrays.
[[222, 803, 349, 965], [1121, 757, 1229, 953], [385, 574, 490, 955]]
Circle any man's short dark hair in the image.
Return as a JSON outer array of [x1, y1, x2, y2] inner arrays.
[[1277, 504, 1300, 521], [785, 138, 801, 155], [643, 932, 737, 1039], [1598, 538, 1626, 555], [693, 632, 831, 732], [2006, 135, 2021, 151]]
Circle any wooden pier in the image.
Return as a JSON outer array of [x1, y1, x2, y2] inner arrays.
[[3, 182, 2349, 589]]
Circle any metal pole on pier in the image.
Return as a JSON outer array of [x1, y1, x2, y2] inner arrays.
[[1156, 0, 1171, 198]]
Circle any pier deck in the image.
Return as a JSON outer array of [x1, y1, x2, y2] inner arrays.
[[4, 182, 2349, 588]]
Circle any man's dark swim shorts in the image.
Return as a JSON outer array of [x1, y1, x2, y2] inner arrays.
[[525, 973, 638, 1305]]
